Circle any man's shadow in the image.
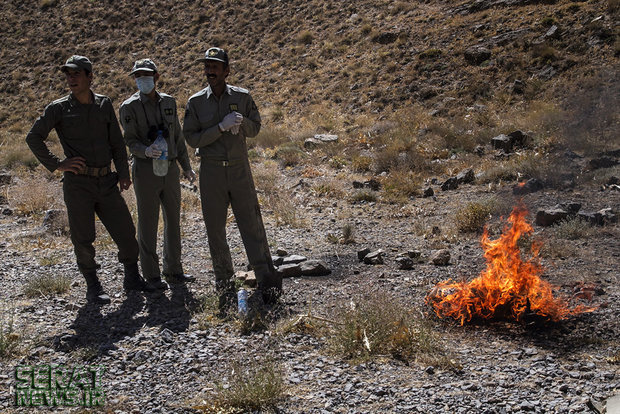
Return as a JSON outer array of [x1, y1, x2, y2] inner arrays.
[[50, 284, 198, 356]]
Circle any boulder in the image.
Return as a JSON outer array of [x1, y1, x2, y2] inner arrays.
[[276, 264, 302, 278], [535, 208, 568, 227], [363, 250, 385, 265], [431, 249, 451, 266], [300, 260, 331, 276], [441, 177, 459, 191], [464, 46, 491, 65]]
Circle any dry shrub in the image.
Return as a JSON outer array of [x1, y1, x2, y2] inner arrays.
[[350, 190, 377, 203], [196, 357, 284, 412], [559, 71, 619, 155], [351, 155, 373, 172], [8, 171, 63, 215], [455, 198, 498, 233], [380, 170, 422, 204], [251, 126, 289, 149], [551, 217, 596, 240], [327, 290, 454, 366], [24, 274, 71, 297]]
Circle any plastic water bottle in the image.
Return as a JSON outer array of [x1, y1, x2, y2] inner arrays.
[[237, 288, 248, 317], [152, 130, 168, 177]]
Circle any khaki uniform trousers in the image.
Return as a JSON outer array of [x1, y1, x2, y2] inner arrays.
[[199, 159, 280, 291], [132, 158, 183, 280], [63, 173, 139, 273]]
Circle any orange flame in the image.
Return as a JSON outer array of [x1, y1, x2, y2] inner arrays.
[[427, 205, 594, 325]]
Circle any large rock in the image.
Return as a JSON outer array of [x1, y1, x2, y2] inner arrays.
[[431, 249, 451, 266], [282, 255, 307, 265], [276, 264, 302, 278], [300, 260, 331, 276], [363, 250, 384, 265], [304, 134, 338, 149], [464, 46, 491, 65], [535, 208, 568, 226], [441, 177, 459, 191], [513, 178, 543, 195], [491, 130, 530, 153], [456, 168, 475, 184]]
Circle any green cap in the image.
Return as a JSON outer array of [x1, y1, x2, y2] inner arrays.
[[197, 47, 229, 65], [129, 58, 158, 75], [60, 55, 92, 73]]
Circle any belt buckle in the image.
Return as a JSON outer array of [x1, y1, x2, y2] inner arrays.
[[222, 160, 229, 167]]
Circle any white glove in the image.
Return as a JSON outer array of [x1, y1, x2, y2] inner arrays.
[[145, 144, 162, 159], [218, 111, 243, 132], [230, 124, 240, 135], [183, 169, 196, 183]]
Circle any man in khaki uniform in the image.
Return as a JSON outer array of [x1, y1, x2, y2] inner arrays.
[[26, 55, 154, 304], [183, 47, 282, 312], [120, 59, 196, 289]]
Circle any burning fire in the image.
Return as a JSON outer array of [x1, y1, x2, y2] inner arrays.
[[427, 205, 594, 325]]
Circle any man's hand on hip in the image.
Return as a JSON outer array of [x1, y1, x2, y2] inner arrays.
[[57, 157, 86, 174]]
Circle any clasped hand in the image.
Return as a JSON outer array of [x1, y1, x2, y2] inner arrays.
[[218, 111, 243, 132]]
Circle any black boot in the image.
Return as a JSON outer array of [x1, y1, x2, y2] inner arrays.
[[83, 271, 111, 304], [123, 263, 156, 292]]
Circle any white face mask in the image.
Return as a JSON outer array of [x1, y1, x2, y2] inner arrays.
[[136, 76, 155, 94]]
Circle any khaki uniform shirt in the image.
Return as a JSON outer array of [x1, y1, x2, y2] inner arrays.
[[183, 85, 261, 160], [119, 91, 191, 172], [26, 92, 130, 179]]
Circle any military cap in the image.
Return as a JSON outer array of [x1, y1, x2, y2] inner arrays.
[[60, 55, 92, 73], [129, 58, 158, 75], [197, 47, 229, 65]]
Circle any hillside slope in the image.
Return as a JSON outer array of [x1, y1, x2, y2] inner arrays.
[[1, 0, 617, 138]]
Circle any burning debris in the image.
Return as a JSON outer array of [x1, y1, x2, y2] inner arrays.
[[427, 205, 595, 325]]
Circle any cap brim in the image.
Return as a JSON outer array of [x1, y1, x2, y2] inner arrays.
[[129, 68, 156, 75], [60, 63, 80, 71], [196, 57, 227, 63]]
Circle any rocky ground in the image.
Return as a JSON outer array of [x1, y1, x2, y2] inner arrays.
[[0, 150, 619, 414]]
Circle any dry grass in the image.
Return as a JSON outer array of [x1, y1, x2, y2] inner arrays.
[[23, 273, 71, 297], [7, 170, 63, 215], [0, 303, 22, 359], [326, 290, 456, 367], [454, 197, 501, 234], [195, 356, 285, 412]]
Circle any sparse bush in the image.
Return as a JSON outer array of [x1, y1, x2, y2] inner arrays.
[[251, 127, 289, 149], [351, 155, 373, 172], [9, 173, 63, 215], [24, 274, 71, 297], [275, 144, 305, 167], [380, 171, 421, 203], [200, 357, 285, 412], [327, 291, 454, 366], [328, 156, 347, 170], [552, 218, 595, 240], [0, 305, 21, 358], [419, 48, 442, 60], [455, 198, 497, 233], [297, 30, 313, 45]]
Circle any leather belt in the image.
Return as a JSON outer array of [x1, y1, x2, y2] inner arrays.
[[78, 165, 111, 177], [201, 158, 243, 167]]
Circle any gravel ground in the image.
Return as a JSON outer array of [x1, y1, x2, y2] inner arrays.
[[0, 159, 618, 413]]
